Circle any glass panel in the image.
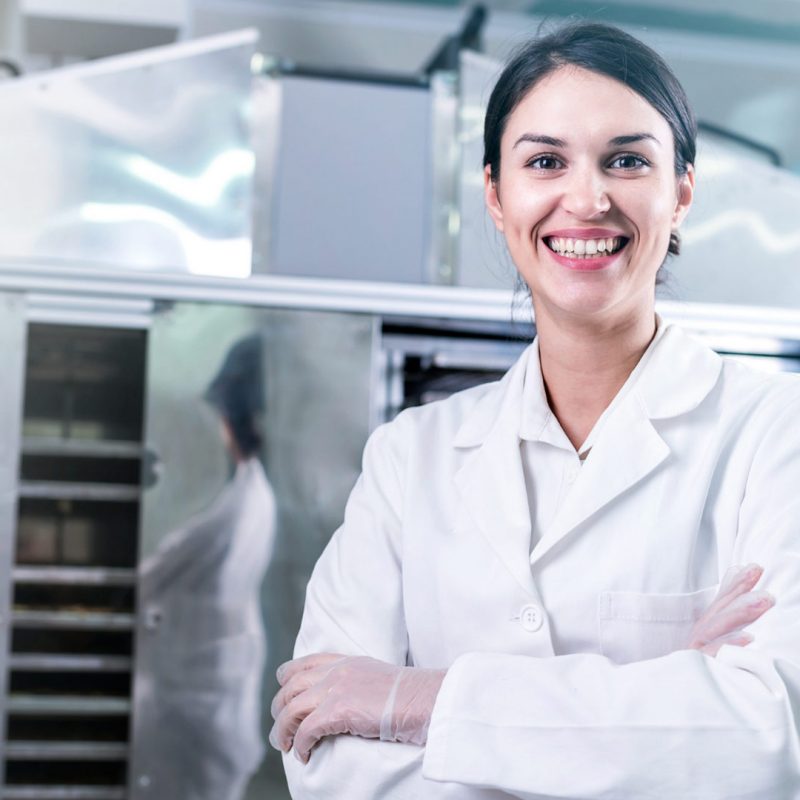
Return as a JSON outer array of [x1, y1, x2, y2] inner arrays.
[[131, 303, 377, 800]]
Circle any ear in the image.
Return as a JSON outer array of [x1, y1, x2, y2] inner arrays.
[[484, 164, 504, 232], [672, 163, 695, 229]]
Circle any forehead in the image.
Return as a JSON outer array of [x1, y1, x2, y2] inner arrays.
[[503, 65, 672, 147]]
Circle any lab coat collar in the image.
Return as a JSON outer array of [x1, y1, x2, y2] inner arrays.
[[636, 324, 722, 420], [453, 321, 722, 449], [451, 322, 723, 577]]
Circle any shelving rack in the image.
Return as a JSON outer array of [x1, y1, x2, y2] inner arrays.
[[2, 324, 146, 800]]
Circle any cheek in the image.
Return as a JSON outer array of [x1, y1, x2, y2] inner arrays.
[[616, 187, 676, 251], [500, 180, 553, 237]]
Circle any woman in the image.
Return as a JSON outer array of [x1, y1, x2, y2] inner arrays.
[[138, 335, 276, 800], [270, 23, 800, 798]]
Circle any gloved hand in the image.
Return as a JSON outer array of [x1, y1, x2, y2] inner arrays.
[[687, 563, 775, 656], [269, 654, 446, 764]]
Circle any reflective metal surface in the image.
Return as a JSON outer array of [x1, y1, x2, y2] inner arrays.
[[7, 264, 800, 346], [428, 70, 460, 285], [455, 49, 508, 290], [131, 303, 376, 800], [669, 137, 800, 306], [0, 30, 256, 278], [263, 74, 431, 283]]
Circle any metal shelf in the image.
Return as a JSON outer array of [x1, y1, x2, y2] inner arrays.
[[12, 567, 136, 587], [21, 439, 143, 459], [1, 787, 126, 800], [18, 482, 140, 502], [11, 610, 135, 631], [6, 695, 131, 716], [9, 655, 132, 673], [5, 742, 128, 761]]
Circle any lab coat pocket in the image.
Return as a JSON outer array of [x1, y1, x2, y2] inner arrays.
[[598, 585, 718, 664]]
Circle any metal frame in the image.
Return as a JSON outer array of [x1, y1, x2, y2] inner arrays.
[[427, 70, 460, 285], [3, 264, 800, 346], [249, 71, 283, 276], [0, 293, 27, 786]]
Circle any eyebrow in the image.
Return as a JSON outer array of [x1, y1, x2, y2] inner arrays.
[[513, 132, 661, 148], [513, 134, 566, 149], [609, 133, 661, 147]]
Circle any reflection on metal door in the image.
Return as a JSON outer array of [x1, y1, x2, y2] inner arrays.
[[130, 302, 377, 800]]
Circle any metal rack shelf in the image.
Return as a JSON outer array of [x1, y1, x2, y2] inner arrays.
[[11, 611, 135, 632], [18, 483, 140, 502], [6, 696, 131, 716], [12, 568, 136, 587], [1, 787, 126, 800], [5, 742, 128, 761], [9, 655, 132, 673], [21, 439, 143, 459]]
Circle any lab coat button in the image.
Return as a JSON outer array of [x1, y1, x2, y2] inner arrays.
[[519, 604, 543, 632]]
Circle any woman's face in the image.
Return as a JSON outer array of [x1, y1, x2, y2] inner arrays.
[[485, 65, 694, 325]]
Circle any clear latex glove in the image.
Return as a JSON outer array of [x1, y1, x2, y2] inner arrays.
[[269, 653, 446, 764], [686, 563, 775, 656]]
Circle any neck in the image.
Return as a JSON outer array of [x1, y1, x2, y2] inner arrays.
[[535, 304, 657, 451]]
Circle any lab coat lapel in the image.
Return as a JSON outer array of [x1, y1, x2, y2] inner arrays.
[[453, 354, 536, 596], [529, 398, 669, 567], [529, 324, 722, 567]]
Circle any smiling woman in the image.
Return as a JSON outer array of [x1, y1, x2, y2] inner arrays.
[[271, 21, 800, 800]]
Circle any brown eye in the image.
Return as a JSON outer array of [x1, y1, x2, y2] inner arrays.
[[526, 155, 564, 170], [609, 153, 649, 170]]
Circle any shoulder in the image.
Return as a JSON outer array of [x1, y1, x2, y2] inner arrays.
[[362, 378, 502, 473], [717, 356, 800, 416], [374, 338, 531, 450]]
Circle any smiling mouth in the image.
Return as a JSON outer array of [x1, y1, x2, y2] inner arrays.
[[543, 235, 630, 259]]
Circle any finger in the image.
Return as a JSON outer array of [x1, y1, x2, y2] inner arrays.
[[719, 564, 760, 594], [712, 564, 764, 606], [272, 664, 329, 719], [694, 590, 774, 646], [294, 707, 347, 765], [270, 686, 324, 753], [276, 652, 345, 686], [698, 630, 754, 657], [703, 564, 764, 619]]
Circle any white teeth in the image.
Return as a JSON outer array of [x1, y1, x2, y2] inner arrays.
[[546, 235, 625, 258]]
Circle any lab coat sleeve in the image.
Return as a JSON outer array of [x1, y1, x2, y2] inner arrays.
[[283, 416, 433, 799], [423, 394, 800, 799]]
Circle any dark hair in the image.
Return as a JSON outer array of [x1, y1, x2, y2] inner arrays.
[[205, 334, 264, 459], [483, 21, 696, 257]]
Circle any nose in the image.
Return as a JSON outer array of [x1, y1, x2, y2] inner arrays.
[[560, 165, 611, 220]]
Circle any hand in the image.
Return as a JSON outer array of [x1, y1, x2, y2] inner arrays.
[[269, 653, 446, 764], [687, 564, 775, 656]]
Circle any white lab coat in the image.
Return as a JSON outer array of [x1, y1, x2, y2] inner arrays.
[[138, 458, 276, 800], [284, 323, 800, 799]]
